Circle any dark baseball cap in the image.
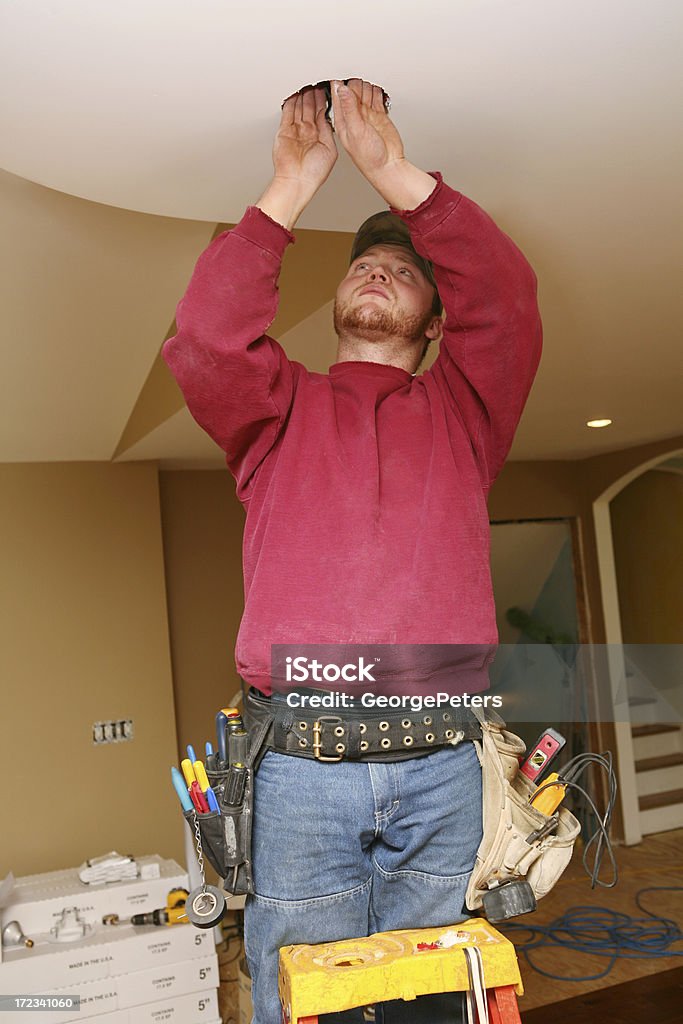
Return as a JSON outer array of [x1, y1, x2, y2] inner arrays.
[[350, 211, 443, 314]]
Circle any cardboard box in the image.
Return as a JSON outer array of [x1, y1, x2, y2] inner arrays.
[[0, 953, 218, 1024], [0, 989, 219, 1024], [237, 957, 252, 1024], [0, 922, 215, 993], [0, 858, 188, 938], [88, 988, 219, 1024]]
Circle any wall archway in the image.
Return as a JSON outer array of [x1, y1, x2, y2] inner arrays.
[[592, 446, 683, 844]]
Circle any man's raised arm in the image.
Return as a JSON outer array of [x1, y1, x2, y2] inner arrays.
[[163, 87, 336, 497], [255, 87, 338, 228], [331, 80, 542, 490]]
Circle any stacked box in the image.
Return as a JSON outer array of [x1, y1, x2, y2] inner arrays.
[[238, 957, 253, 1024], [0, 857, 188, 936], [0, 860, 220, 1024], [0, 923, 215, 992], [1, 990, 220, 1024]]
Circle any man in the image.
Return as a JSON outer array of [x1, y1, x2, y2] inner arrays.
[[164, 80, 542, 1023]]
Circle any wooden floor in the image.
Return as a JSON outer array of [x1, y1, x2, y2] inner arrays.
[[509, 827, 683, 1011], [521, 964, 683, 1024]]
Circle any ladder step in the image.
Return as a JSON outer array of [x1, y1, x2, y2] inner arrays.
[[280, 920, 522, 1021], [489, 984, 522, 1024]]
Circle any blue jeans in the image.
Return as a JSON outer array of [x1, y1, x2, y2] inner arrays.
[[244, 740, 483, 1023]]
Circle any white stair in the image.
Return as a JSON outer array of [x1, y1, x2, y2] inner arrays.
[[633, 724, 683, 835], [631, 723, 683, 761]]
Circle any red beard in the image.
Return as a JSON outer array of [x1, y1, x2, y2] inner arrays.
[[333, 299, 433, 344]]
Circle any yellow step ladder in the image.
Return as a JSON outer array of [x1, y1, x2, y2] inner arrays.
[[279, 917, 524, 1023]]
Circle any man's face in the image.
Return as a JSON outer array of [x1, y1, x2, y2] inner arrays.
[[333, 244, 440, 345]]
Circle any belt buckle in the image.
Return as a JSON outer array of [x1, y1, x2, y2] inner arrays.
[[312, 716, 344, 762]]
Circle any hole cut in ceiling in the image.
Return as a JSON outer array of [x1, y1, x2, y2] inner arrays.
[[282, 79, 391, 129]]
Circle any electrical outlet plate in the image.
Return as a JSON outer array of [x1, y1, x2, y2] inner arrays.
[[93, 718, 134, 744]]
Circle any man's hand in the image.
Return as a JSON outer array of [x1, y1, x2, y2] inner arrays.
[[330, 79, 403, 181], [274, 86, 337, 189], [331, 79, 436, 211], [256, 86, 337, 230]]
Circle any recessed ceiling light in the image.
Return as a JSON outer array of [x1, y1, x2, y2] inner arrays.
[[586, 419, 613, 428]]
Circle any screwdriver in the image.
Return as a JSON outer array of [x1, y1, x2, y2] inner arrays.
[[102, 888, 189, 927]]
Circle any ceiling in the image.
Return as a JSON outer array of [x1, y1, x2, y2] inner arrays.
[[1, 0, 681, 467]]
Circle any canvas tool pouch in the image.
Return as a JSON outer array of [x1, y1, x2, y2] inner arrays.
[[465, 709, 580, 912]]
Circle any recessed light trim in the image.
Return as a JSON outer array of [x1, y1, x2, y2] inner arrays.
[[586, 419, 613, 428]]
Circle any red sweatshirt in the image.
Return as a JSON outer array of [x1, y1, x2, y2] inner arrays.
[[163, 174, 542, 695]]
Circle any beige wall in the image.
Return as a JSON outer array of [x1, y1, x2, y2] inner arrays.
[[477, 444, 682, 840], [577, 434, 683, 644], [158, 470, 245, 757], [0, 462, 183, 876], [610, 469, 683, 643], [489, 436, 683, 646], [489, 460, 582, 522]]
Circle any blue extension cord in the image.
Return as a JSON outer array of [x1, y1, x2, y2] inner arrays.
[[501, 887, 683, 982]]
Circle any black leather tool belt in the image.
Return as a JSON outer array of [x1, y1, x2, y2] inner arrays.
[[244, 687, 482, 763]]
